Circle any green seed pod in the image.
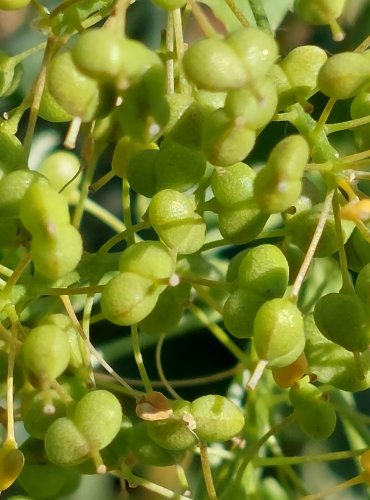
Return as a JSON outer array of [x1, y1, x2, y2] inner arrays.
[[191, 395, 245, 442], [72, 28, 124, 81], [317, 52, 370, 100], [147, 400, 197, 451], [30, 225, 83, 280], [211, 162, 255, 209], [254, 135, 310, 214], [73, 390, 122, 451], [44, 417, 90, 466], [22, 325, 71, 382], [163, 92, 194, 135], [294, 0, 345, 25], [280, 45, 328, 100], [304, 314, 370, 392], [238, 244, 289, 299], [148, 189, 206, 254], [100, 415, 133, 469], [38, 151, 81, 199], [21, 390, 67, 439], [217, 204, 268, 244], [112, 135, 158, 179], [138, 285, 189, 334], [119, 240, 175, 286], [47, 51, 115, 122], [118, 65, 169, 143], [226, 27, 278, 80], [346, 226, 370, 272], [154, 143, 207, 193], [289, 380, 337, 440], [286, 203, 354, 257], [224, 76, 278, 130], [202, 108, 256, 167], [0, 129, 27, 179], [126, 148, 159, 197], [117, 38, 163, 89], [223, 288, 265, 338], [101, 271, 160, 326], [253, 298, 305, 368], [183, 38, 247, 91], [20, 182, 70, 235], [167, 101, 207, 150], [350, 91, 370, 150], [356, 263, 370, 306], [18, 463, 66, 499], [0, 170, 48, 218], [131, 422, 185, 466], [225, 249, 251, 289], [39, 81, 73, 123], [314, 292, 370, 352]]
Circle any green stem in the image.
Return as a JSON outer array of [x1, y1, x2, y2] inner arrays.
[[224, 0, 250, 27], [97, 220, 149, 254], [248, 0, 272, 34], [78, 196, 126, 233], [332, 190, 353, 293], [290, 190, 334, 301], [199, 442, 218, 500], [131, 324, 152, 393], [326, 115, 370, 135], [122, 176, 135, 246]]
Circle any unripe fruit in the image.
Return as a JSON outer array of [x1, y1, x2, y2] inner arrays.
[[0, 130, 27, 179], [318, 52, 370, 100], [238, 244, 289, 299], [350, 91, 370, 150], [294, 0, 345, 26], [211, 162, 255, 209], [118, 65, 169, 143], [38, 151, 81, 198], [71, 28, 124, 81], [304, 314, 370, 392], [218, 204, 268, 244], [138, 285, 188, 334], [355, 262, 370, 306], [126, 148, 158, 197], [191, 395, 245, 442], [147, 400, 197, 451], [148, 189, 206, 254], [30, 225, 83, 280], [254, 135, 310, 214], [101, 272, 160, 326], [202, 108, 256, 166], [314, 292, 370, 352], [132, 423, 185, 466], [154, 143, 207, 193], [18, 463, 66, 499], [0, 170, 48, 218], [73, 390, 122, 451], [289, 381, 337, 440], [183, 38, 247, 91], [44, 417, 90, 466], [47, 51, 114, 122], [226, 27, 279, 80], [20, 183, 70, 236], [280, 45, 328, 100], [39, 81, 73, 123], [253, 298, 305, 368], [223, 288, 264, 338], [224, 77, 278, 130], [21, 390, 67, 439], [119, 240, 175, 286], [286, 203, 354, 257], [22, 325, 70, 382]]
